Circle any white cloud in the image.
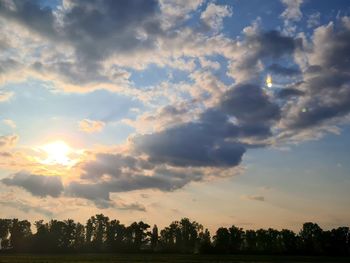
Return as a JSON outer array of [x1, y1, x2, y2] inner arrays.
[[307, 12, 321, 28], [200, 3, 232, 31], [79, 119, 105, 133], [280, 0, 303, 22], [3, 119, 16, 128], [0, 91, 13, 102]]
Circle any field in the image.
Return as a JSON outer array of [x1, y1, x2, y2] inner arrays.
[[0, 254, 349, 263]]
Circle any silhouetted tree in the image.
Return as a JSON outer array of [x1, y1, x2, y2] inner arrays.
[[125, 221, 150, 251], [299, 222, 323, 255], [214, 227, 230, 253], [244, 230, 257, 252], [198, 228, 212, 254], [229, 225, 244, 253], [0, 219, 11, 249], [9, 219, 31, 252], [0, 216, 348, 256], [74, 222, 85, 251], [159, 218, 202, 253], [280, 229, 298, 254], [322, 227, 349, 255], [151, 224, 159, 251], [106, 219, 126, 252]]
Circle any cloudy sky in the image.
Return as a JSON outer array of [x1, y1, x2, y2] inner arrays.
[[0, 0, 350, 232]]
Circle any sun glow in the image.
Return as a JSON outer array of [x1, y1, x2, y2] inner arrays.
[[41, 140, 72, 166]]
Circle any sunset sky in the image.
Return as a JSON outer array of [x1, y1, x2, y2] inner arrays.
[[0, 0, 350, 232]]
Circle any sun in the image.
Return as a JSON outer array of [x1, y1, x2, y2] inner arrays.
[[41, 140, 72, 166]]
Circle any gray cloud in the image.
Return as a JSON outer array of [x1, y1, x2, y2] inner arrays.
[[1, 172, 64, 197], [131, 83, 280, 168], [133, 114, 245, 167], [283, 20, 350, 130], [0, 0, 162, 84], [63, 153, 205, 207], [0, 58, 20, 75], [252, 30, 299, 58], [116, 202, 146, 212], [221, 84, 281, 126], [277, 88, 305, 98], [229, 29, 301, 82], [268, 63, 301, 76], [0, 0, 56, 38]]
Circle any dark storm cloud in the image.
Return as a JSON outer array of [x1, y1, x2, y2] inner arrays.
[[1, 172, 63, 197], [268, 63, 301, 76]]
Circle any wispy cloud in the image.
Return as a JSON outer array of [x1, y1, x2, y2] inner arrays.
[[79, 119, 105, 133], [241, 195, 265, 202]]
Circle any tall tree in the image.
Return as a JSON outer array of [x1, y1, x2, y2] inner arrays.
[[0, 219, 11, 249], [9, 219, 31, 252], [229, 225, 244, 253], [299, 222, 323, 254], [214, 227, 230, 253], [244, 230, 257, 252], [151, 224, 158, 251]]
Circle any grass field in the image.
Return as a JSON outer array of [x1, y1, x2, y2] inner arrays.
[[0, 254, 349, 263]]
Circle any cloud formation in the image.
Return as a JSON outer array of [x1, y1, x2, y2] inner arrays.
[[3, 119, 16, 128], [0, 134, 18, 148], [280, 0, 303, 22], [241, 195, 265, 202], [281, 19, 350, 133], [79, 119, 105, 133], [1, 1, 350, 214], [0, 91, 13, 102], [1, 172, 64, 197]]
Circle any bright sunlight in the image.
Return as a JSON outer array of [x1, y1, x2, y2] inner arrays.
[[41, 140, 72, 166]]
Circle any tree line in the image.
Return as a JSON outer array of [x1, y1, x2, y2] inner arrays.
[[0, 215, 349, 256]]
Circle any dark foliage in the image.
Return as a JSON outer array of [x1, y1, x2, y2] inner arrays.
[[0, 216, 349, 255]]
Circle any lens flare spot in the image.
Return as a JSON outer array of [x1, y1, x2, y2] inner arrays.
[[266, 74, 273, 88]]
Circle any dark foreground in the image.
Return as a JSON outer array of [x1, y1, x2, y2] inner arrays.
[[0, 254, 349, 263]]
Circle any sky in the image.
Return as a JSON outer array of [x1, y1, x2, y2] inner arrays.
[[0, 0, 350, 233]]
